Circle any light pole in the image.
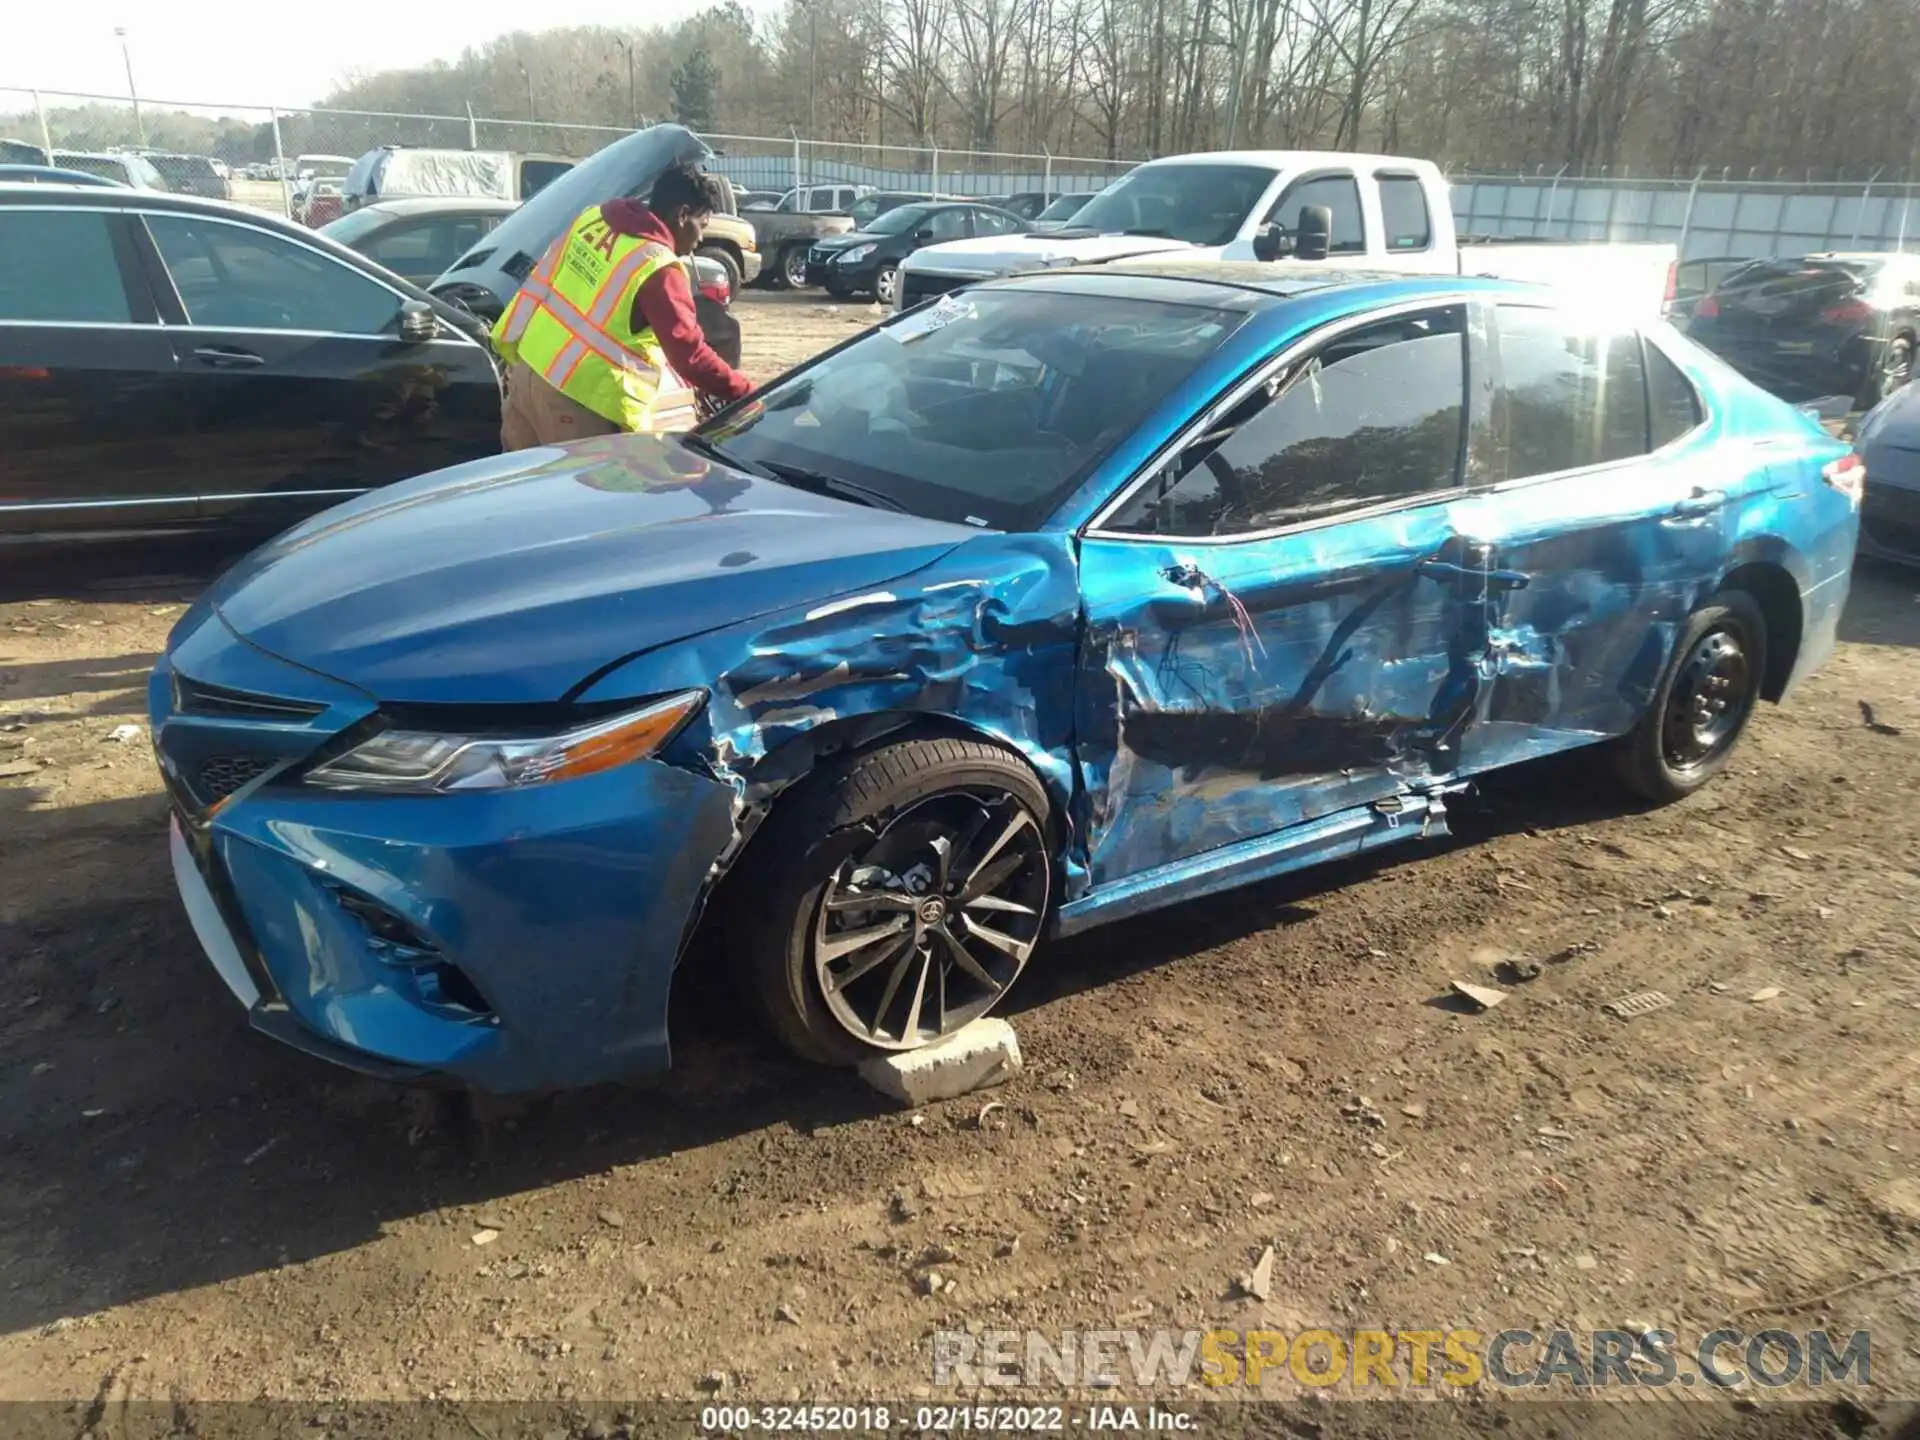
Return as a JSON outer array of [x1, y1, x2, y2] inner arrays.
[[113, 26, 146, 147], [516, 60, 534, 120], [612, 36, 636, 128]]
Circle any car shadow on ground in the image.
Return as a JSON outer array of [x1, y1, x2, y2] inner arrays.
[[0, 742, 1644, 1337]]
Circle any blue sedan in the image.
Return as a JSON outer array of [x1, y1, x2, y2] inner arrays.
[[150, 265, 1861, 1092]]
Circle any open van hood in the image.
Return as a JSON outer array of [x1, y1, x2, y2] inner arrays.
[[428, 124, 711, 311]]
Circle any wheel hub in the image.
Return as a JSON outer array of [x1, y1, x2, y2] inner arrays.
[[812, 791, 1048, 1050], [1662, 626, 1752, 771]]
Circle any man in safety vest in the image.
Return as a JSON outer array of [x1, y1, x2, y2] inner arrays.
[[492, 162, 754, 449]]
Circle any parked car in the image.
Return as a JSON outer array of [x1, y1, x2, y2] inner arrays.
[[1030, 190, 1100, 230], [51, 150, 170, 191], [1667, 255, 1752, 322], [426, 125, 746, 367], [296, 181, 345, 228], [0, 185, 503, 544], [845, 190, 935, 227], [745, 196, 858, 289], [340, 147, 577, 214], [0, 164, 125, 188], [294, 154, 356, 184], [1686, 253, 1919, 409], [694, 174, 764, 293], [322, 197, 519, 287], [997, 190, 1055, 220], [897, 153, 1677, 317], [149, 266, 1858, 1093], [1852, 382, 1920, 564], [147, 153, 230, 199], [736, 189, 785, 211], [806, 200, 1030, 306], [763, 182, 874, 214]]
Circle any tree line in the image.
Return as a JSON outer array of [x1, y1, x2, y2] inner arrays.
[[13, 0, 1918, 175]]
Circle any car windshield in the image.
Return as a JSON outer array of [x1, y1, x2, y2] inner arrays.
[[863, 204, 935, 236], [696, 286, 1245, 530], [1036, 193, 1094, 222], [1064, 164, 1275, 246], [318, 207, 397, 245]]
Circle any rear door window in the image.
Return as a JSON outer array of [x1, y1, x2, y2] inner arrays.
[[0, 209, 135, 322], [1646, 340, 1703, 448], [1110, 306, 1468, 537], [1377, 174, 1432, 251], [145, 214, 399, 335], [1493, 305, 1650, 478], [359, 216, 502, 277]]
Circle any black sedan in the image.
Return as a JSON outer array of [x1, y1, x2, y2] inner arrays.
[[805, 201, 1030, 306], [321, 197, 518, 288], [1687, 252, 1919, 408], [0, 185, 503, 545]]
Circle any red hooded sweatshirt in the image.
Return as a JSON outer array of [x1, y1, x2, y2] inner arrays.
[[600, 199, 753, 403]]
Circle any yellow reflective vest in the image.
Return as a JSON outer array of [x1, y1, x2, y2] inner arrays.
[[491, 205, 698, 434]]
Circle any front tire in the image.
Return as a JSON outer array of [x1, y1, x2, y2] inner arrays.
[[873, 263, 900, 308], [1611, 590, 1767, 802], [738, 738, 1052, 1065]]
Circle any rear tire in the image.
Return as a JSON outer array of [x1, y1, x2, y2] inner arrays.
[[1611, 590, 1767, 803], [736, 738, 1052, 1066], [776, 244, 811, 291], [695, 244, 742, 295], [873, 264, 900, 308]]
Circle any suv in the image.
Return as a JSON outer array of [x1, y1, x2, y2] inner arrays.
[[51, 151, 171, 191]]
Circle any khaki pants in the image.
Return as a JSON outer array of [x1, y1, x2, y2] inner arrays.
[[499, 358, 621, 450]]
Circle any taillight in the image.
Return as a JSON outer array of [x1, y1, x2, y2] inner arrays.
[[700, 276, 730, 306], [1822, 451, 1865, 501], [1694, 294, 1719, 319], [1819, 298, 1873, 324]]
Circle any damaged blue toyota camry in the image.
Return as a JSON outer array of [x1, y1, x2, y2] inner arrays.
[[151, 264, 1861, 1092]]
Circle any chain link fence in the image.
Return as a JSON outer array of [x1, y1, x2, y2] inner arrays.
[[1, 87, 1139, 225]]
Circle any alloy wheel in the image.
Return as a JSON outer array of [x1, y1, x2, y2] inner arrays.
[[875, 265, 899, 307], [784, 247, 810, 288], [812, 790, 1048, 1049], [1885, 338, 1914, 397], [1660, 625, 1754, 772]]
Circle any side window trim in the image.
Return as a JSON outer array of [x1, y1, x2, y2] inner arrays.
[[1086, 297, 1479, 543], [132, 209, 412, 337]]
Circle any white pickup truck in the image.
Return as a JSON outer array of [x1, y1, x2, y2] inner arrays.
[[896, 151, 1676, 317]]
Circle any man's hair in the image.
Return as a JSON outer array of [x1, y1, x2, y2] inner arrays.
[[650, 162, 727, 217]]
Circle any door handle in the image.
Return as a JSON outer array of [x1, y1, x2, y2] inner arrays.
[[1416, 558, 1531, 591], [1668, 487, 1727, 518], [192, 346, 265, 368]]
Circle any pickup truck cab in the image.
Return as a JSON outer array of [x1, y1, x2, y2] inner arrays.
[[898, 151, 1676, 319]]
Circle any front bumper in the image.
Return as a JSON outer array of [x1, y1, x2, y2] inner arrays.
[[1858, 449, 1920, 564], [152, 607, 739, 1093]]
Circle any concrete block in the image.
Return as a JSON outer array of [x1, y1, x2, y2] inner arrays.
[[857, 1018, 1022, 1105]]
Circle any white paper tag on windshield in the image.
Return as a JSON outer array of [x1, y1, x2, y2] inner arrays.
[[886, 291, 974, 343]]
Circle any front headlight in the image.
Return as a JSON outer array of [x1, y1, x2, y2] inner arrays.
[[837, 243, 877, 264], [304, 690, 706, 794]]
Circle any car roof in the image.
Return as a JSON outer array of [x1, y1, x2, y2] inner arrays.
[[1134, 149, 1436, 173], [989, 262, 1524, 310], [347, 196, 521, 219]]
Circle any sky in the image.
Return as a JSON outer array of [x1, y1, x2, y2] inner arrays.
[[5, 1, 734, 111]]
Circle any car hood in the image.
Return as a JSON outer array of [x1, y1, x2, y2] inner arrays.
[[429, 124, 710, 307], [902, 232, 1192, 276], [207, 440, 977, 704], [812, 230, 880, 253]]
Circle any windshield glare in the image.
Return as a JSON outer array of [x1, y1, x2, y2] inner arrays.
[[1067, 164, 1276, 246], [864, 205, 933, 236], [698, 287, 1243, 531], [1036, 194, 1094, 222]]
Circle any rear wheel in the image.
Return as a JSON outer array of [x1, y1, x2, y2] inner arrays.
[[777, 244, 811, 290], [1611, 590, 1767, 802], [873, 263, 900, 308], [737, 738, 1052, 1065]]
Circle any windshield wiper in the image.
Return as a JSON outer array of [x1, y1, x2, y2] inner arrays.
[[759, 459, 906, 512], [1119, 227, 1177, 238]]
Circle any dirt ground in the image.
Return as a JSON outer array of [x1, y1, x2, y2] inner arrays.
[[3, 291, 1920, 1435]]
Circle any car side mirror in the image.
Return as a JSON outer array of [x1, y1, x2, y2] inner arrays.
[[398, 299, 439, 344], [1252, 224, 1287, 263], [914, 227, 935, 242], [1295, 204, 1333, 261]]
